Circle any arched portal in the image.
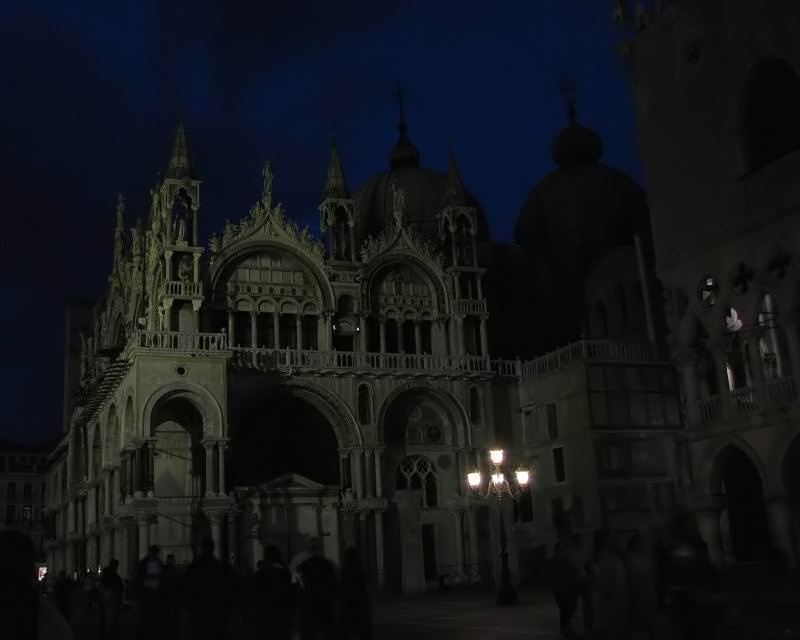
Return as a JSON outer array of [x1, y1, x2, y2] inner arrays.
[[149, 395, 207, 563], [379, 387, 466, 593], [230, 386, 344, 570], [710, 445, 771, 562]]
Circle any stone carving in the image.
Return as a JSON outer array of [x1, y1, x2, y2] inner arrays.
[[359, 222, 444, 269], [213, 163, 324, 261], [390, 175, 405, 227]]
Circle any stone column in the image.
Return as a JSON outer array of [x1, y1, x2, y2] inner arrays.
[[711, 344, 733, 419], [146, 441, 155, 496], [351, 450, 365, 498], [374, 512, 385, 587], [134, 446, 143, 497], [467, 506, 480, 567], [226, 509, 239, 565], [68, 498, 76, 534], [137, 514, 151, 559], [359, 315, 367, 352], [89, 485, 98, 527], [695, 499, 725, 568], [125, 450, 135, 499], [379, 319, 387, 354], [204, 441, 215, 496], [250, 312, 258, 348], [374, 449, 383, 498], [747, 334, 768, 409], [218, 440, 228, 496], [456, 316, 467, 356], [227, 309, 236, 345], [397, 321, 405, 353], [414, 322, 422, 355], [120, 521, 131, 578], [273, 313, 281, 349], [453, 509, 466, 576], [365, 450, 375, 497], [102, 522, 114, 566], [209, 512, 224, 559], [479, 320, 489, 356], [767, 494, 797, 569], [296, 314, 303, 350]]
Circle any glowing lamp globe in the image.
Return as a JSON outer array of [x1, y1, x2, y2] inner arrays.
[[467, 470, 481, 488], [515, 468, 530, 486], [489, 449, 504, 465], [491, 472, 504, 486]]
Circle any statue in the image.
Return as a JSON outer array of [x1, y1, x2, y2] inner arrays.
[[209, 234, 221, 255], [223, 221, 235, 245], [390, 175, 405, 227], [177, 255, 192, 283], [334, 217, 349, 260], [261, 162, 273, 208], [131, 225, 143, 257], [116, 194, 125, 221]]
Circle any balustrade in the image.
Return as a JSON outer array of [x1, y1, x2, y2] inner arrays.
[[519, 340, 659, 379], [162, 280, 203, 298], [453, 298, 488, 314], [127, 331, 228, 353]]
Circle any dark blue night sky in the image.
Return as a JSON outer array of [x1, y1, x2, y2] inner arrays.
[[0, 1, 644, 445]]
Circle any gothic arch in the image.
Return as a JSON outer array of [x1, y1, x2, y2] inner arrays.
[[696, 434, 769, 496], [375, 382, 469, 448], [141, 380, 225, 441], [104, 403, 121, 469], [361, 254, 449, 317], [208, 240, 335, 311], [230, 379, 362, 449]]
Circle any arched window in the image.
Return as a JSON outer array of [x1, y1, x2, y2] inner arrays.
[[395, 456, 438, 507], [468, 387, 481, 425], [744, 58, 800, 172], [757, 294, 790, 379], [357, 384, 372, 425]]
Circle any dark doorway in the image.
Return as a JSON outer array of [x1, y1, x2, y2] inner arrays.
[[716, 446, 771, 562], [230, 389, 340, 487], [383, 506, 402, 594], [421, 524, 437, 582]]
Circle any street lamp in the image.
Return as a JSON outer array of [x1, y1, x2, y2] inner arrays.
[[466, 448, 531, 606]]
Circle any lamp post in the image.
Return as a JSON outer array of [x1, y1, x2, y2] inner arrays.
[[467, 448, 530, 606]]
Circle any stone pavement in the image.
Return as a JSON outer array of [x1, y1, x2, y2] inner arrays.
[[63, 574, 800, 640]]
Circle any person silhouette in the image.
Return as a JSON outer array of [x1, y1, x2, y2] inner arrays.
[[338, 546, 372, 640], [252, 545, 294, 640], [0, 530, 73, 640], [99, 559, 124, 640], [296, 537, 338, 640], [184, 537, 237, 640]]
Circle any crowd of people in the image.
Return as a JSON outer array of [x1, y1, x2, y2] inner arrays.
[[548, 510, 731, 640], [0, 531, 372, 640]]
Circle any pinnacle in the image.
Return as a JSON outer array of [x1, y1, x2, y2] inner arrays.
[[323, 135, 350, 199], [166, 119, 193, 180], [443, 145, 468, 207]]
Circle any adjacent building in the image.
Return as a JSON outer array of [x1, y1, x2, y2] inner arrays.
[[0, 439, 49, 559]]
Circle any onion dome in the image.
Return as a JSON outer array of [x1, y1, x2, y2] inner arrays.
[[353, 120, 490, 242], [551, 106, 604, 166]]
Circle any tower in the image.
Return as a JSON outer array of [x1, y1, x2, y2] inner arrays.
[[319, 135, 356, 262]]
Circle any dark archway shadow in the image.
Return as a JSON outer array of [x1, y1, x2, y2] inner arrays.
[[230, 388, 341, 487], [712, 445, 772, 563]]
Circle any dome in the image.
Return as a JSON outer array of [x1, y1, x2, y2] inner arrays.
[[551, 121, 603, 166], [514, 118, 648, 276], [353, 128, 491, 243]]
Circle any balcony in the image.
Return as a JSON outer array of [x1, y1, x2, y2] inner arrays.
[[162, 280, 203, 298], [230, 347, 520, 378], [695, 376, 798, 424], [520, 340, 660, 380], [453, 298, 488, 315], [125, 331, 228, 355]]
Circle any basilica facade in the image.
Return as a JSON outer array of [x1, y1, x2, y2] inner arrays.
[[43, 78, 685, 588]]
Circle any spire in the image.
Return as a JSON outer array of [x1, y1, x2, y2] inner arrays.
[[442, 145, 468, 207], [166, 119, 193, 180], [323, 135, 350, 199], [115, 194, 125, 232], [389, 84, 420, 169], [561, 73, 579, 123]]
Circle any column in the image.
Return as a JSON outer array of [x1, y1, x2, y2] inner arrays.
[[77, 494, 85, 536], [747, 335, 768, 409], [467, 506, 480, 567], [767, 494, 797, 569], [414, 322, 422, 355], [359, 316, 367, 352], [695, 501, 725, 568], [457, 317, 466, 356], [68, 498, 76, 534], [476, 276, 484, 299], [193, 252, 200, 282], [126, 450, 135, 498], [218, 440, 227, 496], [379, 319, 387, 354], [296, 314, 303, 350], [137, 514, 151, 559], [365, 450, 375, 497], [146, 441, 155, 496], [204, 441, 215, 496], [226, 510, 239, 565], [250, 312, 258, 348], [227, 310, 235, 345], [479, 320, 489, 356], [351, 450, 364, 499], [711, 344, 733, 419], [103, 470, 111, 516], [133, 447, 143, 497], [374, 449, 383, 498], [102, 522, 114, 566], [397, 321, 405, 353], [273, 313, 281, 349], [89, 485, 98, 527], [209, 513, 223, 559], [120, 521, 131, 578], [374, 512, 385, 587], [453, 509, 466, 575]]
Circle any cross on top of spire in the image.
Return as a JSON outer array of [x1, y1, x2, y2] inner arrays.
[[391, 84, 407, 135], [561, 73, 580, 123]]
